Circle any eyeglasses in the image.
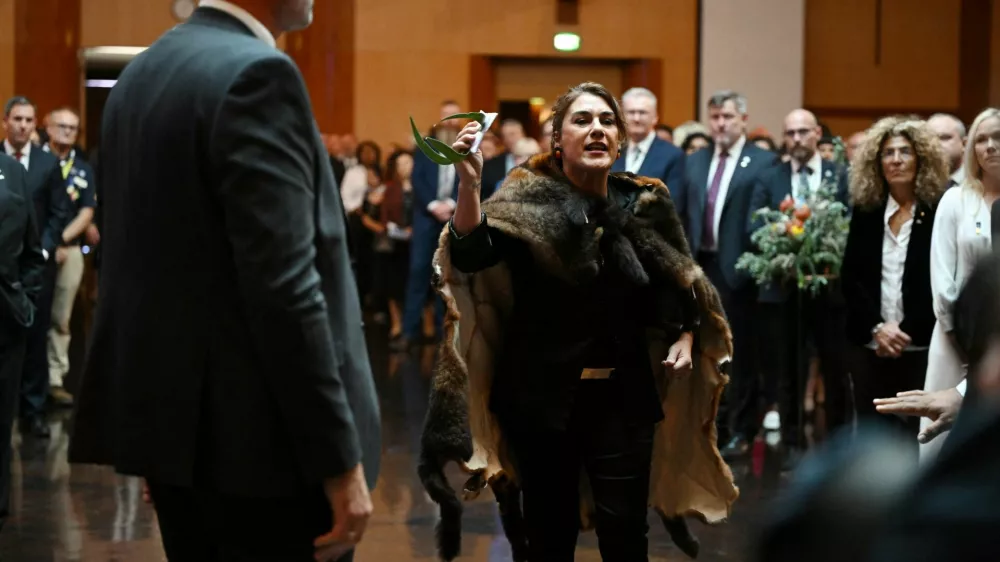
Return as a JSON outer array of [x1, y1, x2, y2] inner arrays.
[[53, 123, 79, 132]]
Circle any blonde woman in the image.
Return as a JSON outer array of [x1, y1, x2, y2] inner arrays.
[[920, 108, 1000, 460]]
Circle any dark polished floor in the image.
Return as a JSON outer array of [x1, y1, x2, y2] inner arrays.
[[0, 326, 794, 561]]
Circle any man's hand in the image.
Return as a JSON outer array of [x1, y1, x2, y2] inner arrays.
[[875, 322, 911, 358], [873, 388, 962, 443], [428, 201, 454, 223], [663, 332, 694, 376], [85, 224, 100, 246], [314, 463, 373, 561], [55, 246, 68, 265]]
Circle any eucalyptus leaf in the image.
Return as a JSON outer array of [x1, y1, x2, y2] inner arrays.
[[410, 110, 499, 165]]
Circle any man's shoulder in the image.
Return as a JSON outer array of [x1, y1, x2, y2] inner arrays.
[[30, 146, 59, 170], [651, 136, 683, 159]]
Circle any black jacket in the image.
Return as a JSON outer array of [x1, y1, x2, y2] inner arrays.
[[69, 7, 381, 497], [841, 198, 937, 347], [0, 153, 46, 337]]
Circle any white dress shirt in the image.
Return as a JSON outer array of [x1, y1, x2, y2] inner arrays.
[[790, 151, 823, 201], [4, 139, 31, 170], [704, 135, 746, 252], [199, 0, 276, 47], [880, 194, 913, 328], [427, 164, 456, 212], [930, 186, 993, 332], [626, 130, 657, 174]]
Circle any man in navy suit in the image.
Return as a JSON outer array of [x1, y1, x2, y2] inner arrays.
[[747, 109, 850, 462], [3, 96, 70, 439], [683, 90, 773, 457], [613, 88, 686, 218], [400, 102, 497, 349]]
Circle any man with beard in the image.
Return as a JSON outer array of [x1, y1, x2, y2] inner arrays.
[[746, 109, 850, 467]]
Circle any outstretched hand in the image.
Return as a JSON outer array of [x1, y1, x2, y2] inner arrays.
[[873, 388, 962, 443]]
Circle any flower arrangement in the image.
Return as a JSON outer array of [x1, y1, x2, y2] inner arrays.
[[735, 177, 850, 295]]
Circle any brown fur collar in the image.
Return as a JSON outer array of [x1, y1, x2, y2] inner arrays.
[[481, 152, 702, 291]]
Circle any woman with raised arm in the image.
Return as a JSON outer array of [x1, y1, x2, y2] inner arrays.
[[418, 82, 737, 562]]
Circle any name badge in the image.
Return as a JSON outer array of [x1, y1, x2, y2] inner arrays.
[[73, 175, 89, 189]]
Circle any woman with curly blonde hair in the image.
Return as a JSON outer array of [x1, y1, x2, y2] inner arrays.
[[840, 116, 949, 459]]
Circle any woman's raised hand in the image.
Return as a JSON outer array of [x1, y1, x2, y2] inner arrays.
[[453, 121, 484, 191]]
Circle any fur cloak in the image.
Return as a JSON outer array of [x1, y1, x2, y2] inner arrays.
[[419, 153, 738, 561]]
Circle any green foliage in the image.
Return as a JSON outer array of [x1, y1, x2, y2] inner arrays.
[[736, 178, 850, 296]]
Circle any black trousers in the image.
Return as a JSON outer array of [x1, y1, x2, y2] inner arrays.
[[147, 482, 352, 562], [697, 251, 756, 443], [20, 261, 56, 420], [758, 292, 851, 446], [850, 346, 928, 462], [0, 328, 27, 531], [505, 379, 654, 562]]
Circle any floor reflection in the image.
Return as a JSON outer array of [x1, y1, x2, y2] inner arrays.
[[0, 327, 788, 561]]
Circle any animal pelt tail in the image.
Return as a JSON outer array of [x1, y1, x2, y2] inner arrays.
[[417, 451, 463, 561]]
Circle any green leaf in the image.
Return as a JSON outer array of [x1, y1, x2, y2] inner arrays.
[[410, 111, 494, 165]]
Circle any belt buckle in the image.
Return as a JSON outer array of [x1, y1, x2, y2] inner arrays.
[[580, 368, 614, 380]]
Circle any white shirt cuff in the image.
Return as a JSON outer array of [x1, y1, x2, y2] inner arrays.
[[956, 379, 967, 397], [43, 249, 49, 261]]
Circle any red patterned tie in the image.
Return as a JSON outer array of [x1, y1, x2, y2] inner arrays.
[[701, 150, 729, 249]]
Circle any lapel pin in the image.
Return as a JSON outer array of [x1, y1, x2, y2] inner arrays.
[[976, 221, 982, 235], [740, 156, 750, 168]]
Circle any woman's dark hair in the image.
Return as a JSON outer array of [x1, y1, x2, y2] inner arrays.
[[548, 82, 628, 155], [681, 132, 713, 153], [381, 149, 413, 226], [356, 140, 383, 177]]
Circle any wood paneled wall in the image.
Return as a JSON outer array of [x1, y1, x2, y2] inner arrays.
[[354, 0, 698, 149], [805, 0, 995, 136], [0, 0, 14, 105], [13, 0, 81, 117], [80, 0, 177, 47]]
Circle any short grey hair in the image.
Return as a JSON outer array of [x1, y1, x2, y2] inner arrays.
[[928, 113, 967, 138], [622, 87, 658, 107], [707, 90, 748, 115]]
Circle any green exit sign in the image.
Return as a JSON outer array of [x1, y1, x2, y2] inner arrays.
[[554, 32, 581, 52]]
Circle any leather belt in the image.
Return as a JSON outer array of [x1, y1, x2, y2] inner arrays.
[[580, 368, 614, 380]]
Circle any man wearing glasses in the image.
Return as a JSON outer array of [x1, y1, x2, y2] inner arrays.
[[42, 108, 96, 408]]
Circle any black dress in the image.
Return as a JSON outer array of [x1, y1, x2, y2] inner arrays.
[[447, 179, 697, 562]]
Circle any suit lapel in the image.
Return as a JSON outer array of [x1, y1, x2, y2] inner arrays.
[[723, 145, 755, 208], [773, 162, 793, 206], [636, 139, 662, 177], [694, 149, 713, 211]]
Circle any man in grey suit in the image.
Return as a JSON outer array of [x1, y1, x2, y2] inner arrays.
[[69, 2, 380, 561]]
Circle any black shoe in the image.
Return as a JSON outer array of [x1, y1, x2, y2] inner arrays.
[[720, 436, 749, 460], [21, 416, 50, 439], [660, 514, 700, 559]]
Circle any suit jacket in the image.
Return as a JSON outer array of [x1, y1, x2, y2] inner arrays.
[[612, 136, 686, 220], [18, 143, 70, 255], [481, 152, 511, 197], [684, 142, 773, 290], [0, 153, 46, 336], [840, 198, 937, 348], [68, 7, 381, 497], [749, 159, 850, 303]]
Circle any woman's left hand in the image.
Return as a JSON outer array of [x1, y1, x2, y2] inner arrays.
[[664, 332, 694, 376]]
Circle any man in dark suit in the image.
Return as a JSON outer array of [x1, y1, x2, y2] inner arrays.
[[68, 3, 380, 560], [481, 118, 525, 195], [683, 90, 773, 456], [400, 105, 498, 349], [748, 109, 851, 459], [3, 96, 70, 438], [0, 153, 46, 532], [613, 87, 686, 217]]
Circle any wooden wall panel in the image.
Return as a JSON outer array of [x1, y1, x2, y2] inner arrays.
[[468, 55, 496, 114], [80, 0, 177, 47], [993, 1, 1000, 107], [623, 59, 663, 109], [14, 0, 81, 116], [0, 0, 14, 105], [354, 0, 697, 149], [494, 60, 624, 103], [959, 0, 994, 124], [287, 0, 355, 134], [805, 0, 960, 111]]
